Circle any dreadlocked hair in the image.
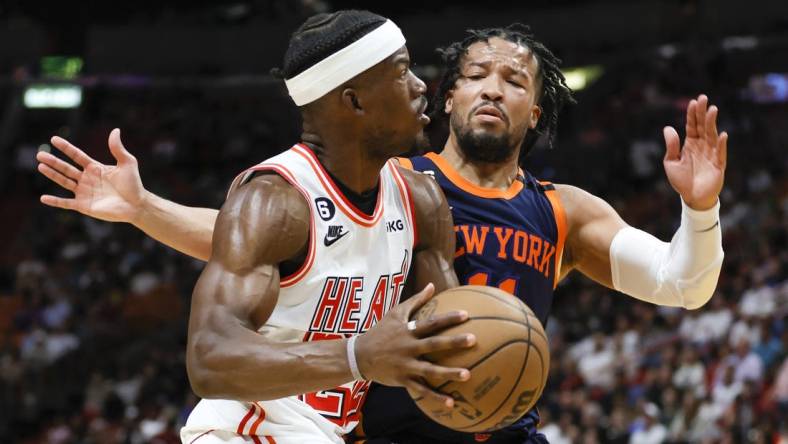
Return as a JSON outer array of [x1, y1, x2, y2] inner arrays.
[[271, 10, 387, 80], [431, 23, 576, 156]]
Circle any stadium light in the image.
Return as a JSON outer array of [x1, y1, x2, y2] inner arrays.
[[23, 84, 83, 109], [562, 65, 603, 91]]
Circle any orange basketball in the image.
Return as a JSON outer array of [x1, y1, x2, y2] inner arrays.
[[410, 285, 550, 432]]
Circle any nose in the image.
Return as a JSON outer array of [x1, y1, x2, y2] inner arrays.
[[410, 70, 427, 97], [480, 74, 504, 102]]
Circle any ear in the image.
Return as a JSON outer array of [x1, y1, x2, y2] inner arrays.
[[444, 92, 454, 114], [341, 88, 364, 115], [529, 105, 542, 129]]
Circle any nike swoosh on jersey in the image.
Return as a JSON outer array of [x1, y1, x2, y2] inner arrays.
[[324, 230, 349, 246]]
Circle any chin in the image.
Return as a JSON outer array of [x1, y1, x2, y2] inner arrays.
[[413, 130, 431, 151], [472, 126, 507, 138]]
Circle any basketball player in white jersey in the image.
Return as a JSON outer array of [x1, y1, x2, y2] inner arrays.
[[39, 11, 481, 444]]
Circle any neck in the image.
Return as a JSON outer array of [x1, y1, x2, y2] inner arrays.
[[440, 132, 522, 189], [300, 120, 385, 194]]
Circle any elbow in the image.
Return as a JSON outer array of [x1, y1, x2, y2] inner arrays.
[[682, 292, 713, 310], [681, 257, 724, 311], [186, 335, 226, 399]]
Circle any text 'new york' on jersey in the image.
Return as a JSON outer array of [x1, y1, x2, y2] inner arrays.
[[400, 152, 567, 327]]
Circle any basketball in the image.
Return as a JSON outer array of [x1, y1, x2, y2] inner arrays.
[[410, 285, 550, 432]]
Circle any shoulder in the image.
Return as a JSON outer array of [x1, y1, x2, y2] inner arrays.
[[396, 165, 446, 214], [213, 173, 310, 271], [395, 165, 452, 250], [552, 184, 619, 228]]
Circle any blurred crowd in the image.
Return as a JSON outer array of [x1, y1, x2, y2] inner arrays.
[[1, 37, 786, 444]]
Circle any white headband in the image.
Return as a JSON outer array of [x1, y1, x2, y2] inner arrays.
[[284, 20, 406, 106]]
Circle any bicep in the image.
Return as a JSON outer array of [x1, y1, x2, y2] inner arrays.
[[406, 169, 459, 294], [192, 176, 310, 332], [560, 186, 627, 288]]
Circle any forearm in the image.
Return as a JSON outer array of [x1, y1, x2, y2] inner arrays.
[[133, 192, 218, 261], [188, 311, 354, 401], [610, 199, 724, 309]]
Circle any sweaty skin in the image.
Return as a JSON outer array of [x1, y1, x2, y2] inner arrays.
[[440, 37, 726, 290], [35, 32, 726, 422], [186, 167, 463, 402]]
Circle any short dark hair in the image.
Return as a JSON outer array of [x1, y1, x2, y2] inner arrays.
[[272, 10, 387, 80], [432, 24, 576, 156]]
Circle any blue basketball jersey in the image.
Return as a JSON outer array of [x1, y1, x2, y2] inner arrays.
[[355, 153, 567, 444], [403, 152, 566, 326]]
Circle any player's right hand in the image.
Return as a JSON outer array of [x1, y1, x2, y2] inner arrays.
[[37, 128, 148, 224], [354, 283, 475, 408]]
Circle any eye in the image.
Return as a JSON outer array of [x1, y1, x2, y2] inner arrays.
[[507, 80, 525, 88], [466, 74, 485, 80]]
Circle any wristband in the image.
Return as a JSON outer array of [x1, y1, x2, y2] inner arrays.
[[347, 335, 366, 380]]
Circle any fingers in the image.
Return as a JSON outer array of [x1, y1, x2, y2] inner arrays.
[[663, 126, 681, 161], [50, 136, 95, 168], [404, 378, 455, 408], [40, 195, 76, 211], [411, 311, 470, 338], [413, 361, 470, 384], [37, 163, 77, 192], [694, 94, 708, 139], [417, 332, 476, 354], [717, 131, 728, 168], [108, 128, 136, 164], [685, 99, 697, 138], [401, 283, 436, 319], [37, 151, 82, 181], [705, 105, 719, 146]]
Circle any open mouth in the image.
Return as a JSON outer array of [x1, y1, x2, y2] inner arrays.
[[417, 99, 430, 124]]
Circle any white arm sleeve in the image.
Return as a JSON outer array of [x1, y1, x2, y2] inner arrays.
[[609, 199, 724, 309]]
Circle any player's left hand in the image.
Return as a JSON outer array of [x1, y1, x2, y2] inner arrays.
[[662, 94, 728, 210]]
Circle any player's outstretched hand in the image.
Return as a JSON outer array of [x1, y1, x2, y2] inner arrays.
[[662, 94, 728, 211], [37, 128, 148, 223], [355, 283, 475, 408]]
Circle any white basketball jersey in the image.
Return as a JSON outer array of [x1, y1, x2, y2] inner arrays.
[[182, 144, 417, 444]]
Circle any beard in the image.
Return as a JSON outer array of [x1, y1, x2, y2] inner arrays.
[[451, 112, 518, 164]]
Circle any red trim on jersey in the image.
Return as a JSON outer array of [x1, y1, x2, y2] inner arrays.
[[243, 163, 317, 288], [188, 429, 215, 443], [251, 437, 263, 444], [237, 405, 256, 434], [265, 437, 277, 443], [293, 144, 384, 227], [248, 402, 266, 436], [388, 160, 419, 248]]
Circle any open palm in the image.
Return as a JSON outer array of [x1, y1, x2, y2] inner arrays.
[[37, 129, 147, 223], [662, 94, 728, 211]]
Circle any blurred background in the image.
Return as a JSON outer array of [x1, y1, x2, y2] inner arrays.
[[1, 0, 787, 442]]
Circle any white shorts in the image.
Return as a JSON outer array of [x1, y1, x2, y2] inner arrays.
[[180, 398, 345, 444]]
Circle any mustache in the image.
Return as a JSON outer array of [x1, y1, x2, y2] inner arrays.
[[469, 101, 509, 124]]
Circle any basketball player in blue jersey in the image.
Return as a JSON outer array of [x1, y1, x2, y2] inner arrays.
[[355, 25, 726, 444], [37, 23, 726, 444]]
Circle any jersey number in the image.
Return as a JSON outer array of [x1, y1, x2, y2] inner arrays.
[[467, 272, 519, 295], [301, 380, 369, 427]]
